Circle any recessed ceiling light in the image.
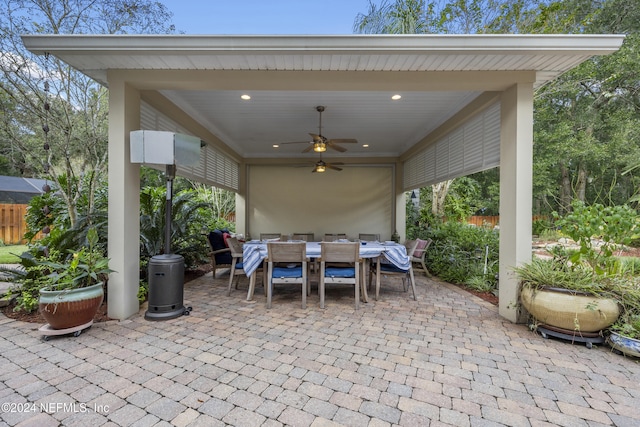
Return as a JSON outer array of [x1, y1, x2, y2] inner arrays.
[[241, 94, 251, 100], [391, 94, 402, 100], [362, 144, 369, 148], [272, 144, 279, 148]]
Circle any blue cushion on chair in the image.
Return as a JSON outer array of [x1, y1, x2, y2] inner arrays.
[[272, 266, 303, 278], [234, 262, 244, 269], [380, 264, 408, 274], [325, 267, 355, 278]]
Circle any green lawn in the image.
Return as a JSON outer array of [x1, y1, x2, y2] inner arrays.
[[0, 245, 27, 264]]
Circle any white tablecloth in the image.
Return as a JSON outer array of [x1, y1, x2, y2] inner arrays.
[[241, 241, 410, 277]]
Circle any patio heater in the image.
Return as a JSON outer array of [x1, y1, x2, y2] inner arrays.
[[130, 130, 202, 320]]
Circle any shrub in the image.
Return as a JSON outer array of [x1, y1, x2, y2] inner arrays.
[[414, 221, 499, 288]]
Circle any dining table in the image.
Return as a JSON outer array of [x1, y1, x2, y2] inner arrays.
[[240, 240, 411, 302]]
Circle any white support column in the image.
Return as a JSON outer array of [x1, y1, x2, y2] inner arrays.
[[394, 162, 406, 242], [107, 80, 141, 320], [499, 83, 533, 323]]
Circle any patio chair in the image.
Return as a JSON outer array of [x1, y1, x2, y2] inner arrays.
[[292, 233, 314, 241], [227, 237, 265, 296], [323, 233, 347, 241], [358, 233, 380, 242], [206, 230, 232, 279], [266, 242, 309, 309], [410, 238, 432, 277], [318, 242, 362, 309], [260, 233, 282, 241], [369, 240, 418, 301]]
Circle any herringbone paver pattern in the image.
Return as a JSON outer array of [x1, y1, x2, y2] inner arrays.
[[1, 272, 639, 426]]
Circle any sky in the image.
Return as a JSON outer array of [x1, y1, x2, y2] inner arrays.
[[161, 0, 371, 35]]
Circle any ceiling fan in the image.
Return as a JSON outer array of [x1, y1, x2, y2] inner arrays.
[[281, 106, 358, 153], [312, 154, 343, 173]]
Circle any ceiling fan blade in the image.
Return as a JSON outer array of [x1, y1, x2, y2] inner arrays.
[[309, 133, 324, 142], [326, 163, 343, 171], [327, 143, 347, 152], [301, 144, 314, 153], [328, 138, 358, 144], [280, 140, 312, 145]]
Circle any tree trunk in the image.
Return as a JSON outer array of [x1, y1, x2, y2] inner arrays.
[[576, 163, 588, 203], [559, 164, 572, 214], [432, 179, 453, 218]]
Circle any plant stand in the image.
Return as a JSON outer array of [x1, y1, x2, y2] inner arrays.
[[535, 324, 605, 349], [39, 320, 93, 341]]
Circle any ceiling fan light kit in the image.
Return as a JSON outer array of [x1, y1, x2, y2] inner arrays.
[[313, 141, 327, 152]]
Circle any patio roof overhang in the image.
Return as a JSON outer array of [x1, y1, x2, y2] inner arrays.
[[21, 34, 625, 160], [21, 34, 625, 323]]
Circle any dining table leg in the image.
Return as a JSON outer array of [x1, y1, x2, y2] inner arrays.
[[246, 272, 257, 301], [360, 260, 369, 303]]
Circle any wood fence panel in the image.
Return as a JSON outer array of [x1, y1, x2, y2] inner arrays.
[[466, 215, 548, 228], [0, 203, 29, 244]]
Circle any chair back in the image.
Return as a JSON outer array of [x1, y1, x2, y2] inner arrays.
[[260, 233, 282, 241], [292, 233, 314, 241], [267, 242, 306, 263], [412, 238, 432, 258], [404, 240, 420, 261], [358, 233, 380, 242], [323, 233, 347, 242], [320, 242, 359, 263]]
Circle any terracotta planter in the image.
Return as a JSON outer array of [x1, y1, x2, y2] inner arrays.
[[607, 331, 640, 358], [39, 283, 104, 330], [520, 284, 620, 333]]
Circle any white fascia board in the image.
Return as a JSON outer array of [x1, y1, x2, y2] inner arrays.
[[21, 34, 625, 56]]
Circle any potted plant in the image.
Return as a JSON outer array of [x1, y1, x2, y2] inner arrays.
[[608, 313, 640, 357], [516, 258, 620, 333], [37, 227, 112, 330], [516, 202, 638, 336]]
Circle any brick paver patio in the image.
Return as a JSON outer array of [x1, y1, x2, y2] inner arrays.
[[1, 272, 639, 426]]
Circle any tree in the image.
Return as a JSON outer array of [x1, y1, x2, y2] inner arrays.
[[0, 0, 174, 228], [353, 1, 539, 214]]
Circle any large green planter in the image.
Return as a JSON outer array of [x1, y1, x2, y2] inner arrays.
[[39, 282, 104, 330]]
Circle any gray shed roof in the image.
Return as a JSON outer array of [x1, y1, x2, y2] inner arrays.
[[0, 176, 48, 203]]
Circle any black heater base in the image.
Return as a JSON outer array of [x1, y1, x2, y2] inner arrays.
[[145, 305, 192, 321]]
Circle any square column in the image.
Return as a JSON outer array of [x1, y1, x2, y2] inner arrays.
[[499, 83, 533, 323], [107, 80, 141, 320]]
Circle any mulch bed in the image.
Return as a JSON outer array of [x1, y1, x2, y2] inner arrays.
[[0, 264, 213, 324]]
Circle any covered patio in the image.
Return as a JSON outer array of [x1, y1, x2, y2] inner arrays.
[[21, 34, 625, 323], [2, 273, 640, 426]]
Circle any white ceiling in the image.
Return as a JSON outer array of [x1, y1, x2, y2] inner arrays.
[[161, 89, 481, 158], [21, 34, 625, 160]]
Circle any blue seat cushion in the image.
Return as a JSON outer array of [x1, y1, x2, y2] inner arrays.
[[234, 261, 244, 269], [324, 267, 355, 278], [379, 264, 408, 274], [272, 266, 303, 278]]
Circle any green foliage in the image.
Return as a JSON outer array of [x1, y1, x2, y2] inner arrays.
[[39, 228, 113, 290], [414, 221, 499, 288], [139, 186, 212, 269], [532, 218, 552, 236], [514, 257, 604, 294], [611, 313, 640, 340], [555, 202, 639, 275], [138, 280, 148, 303]]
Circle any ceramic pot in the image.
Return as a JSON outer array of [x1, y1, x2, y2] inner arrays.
[[39, 282, 104, 330], [520, 284, 620, 333], [607, 331, 640, 358]]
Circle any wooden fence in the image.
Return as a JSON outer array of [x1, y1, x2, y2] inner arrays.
[[466, 215, 548, 228], [0, 203, 30, 245]]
